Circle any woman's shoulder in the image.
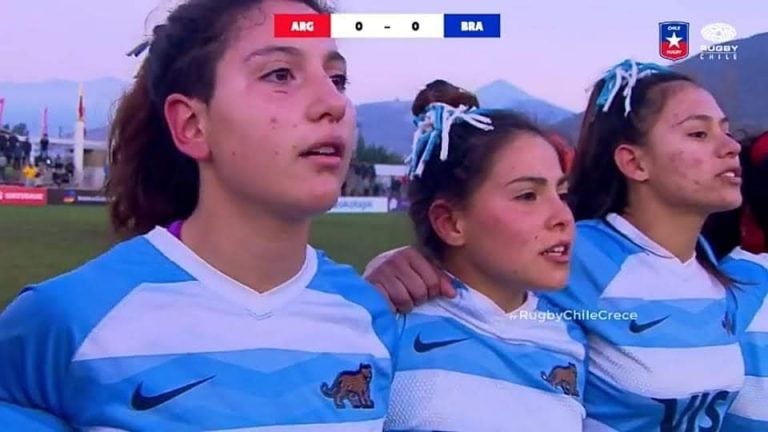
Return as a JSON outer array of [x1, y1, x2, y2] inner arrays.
[[1, 234, 194, 339]]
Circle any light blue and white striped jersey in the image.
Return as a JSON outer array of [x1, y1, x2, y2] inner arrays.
[[721, 248, 768, 431], [542, 214, 744, 432], [385, 278, 587, 432], [0, 226, 398, 431]]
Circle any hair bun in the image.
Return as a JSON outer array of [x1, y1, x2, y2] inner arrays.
[[411, 79, 479, 116]]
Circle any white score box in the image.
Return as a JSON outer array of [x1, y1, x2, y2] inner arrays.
[[331, 14, 443, 38]]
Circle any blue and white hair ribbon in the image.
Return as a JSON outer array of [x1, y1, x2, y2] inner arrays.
[[595, 59, 669, 117], [407, 102, 494, 178]]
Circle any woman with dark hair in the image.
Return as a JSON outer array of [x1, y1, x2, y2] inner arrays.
[[703, 132, 768, 259], [718, 132, 768, 431], [383, 80, 585, 431], [0, 0, 397, 429], [364, 60, 768, 430]]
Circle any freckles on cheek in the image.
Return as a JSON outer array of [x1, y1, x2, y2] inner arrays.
[[270, 117, 278, 130], [668, 151, 705, 186]]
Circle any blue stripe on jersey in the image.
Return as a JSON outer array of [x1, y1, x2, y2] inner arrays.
[[591, 297, 734, 348], [307, 251, 399, 363], [66, 350, 389, 430], [723, 413, 767, 431], [396, 313, 585, 397], [742, 336, 768, 377], [0, 403, 71, 431], [585, 370, 737, 431], [0, 237, 192, 415]]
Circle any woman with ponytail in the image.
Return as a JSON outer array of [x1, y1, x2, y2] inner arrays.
[[0, 0, 397, 429], [381, 80, 585, 431]]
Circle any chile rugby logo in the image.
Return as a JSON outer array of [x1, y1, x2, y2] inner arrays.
[[659, 21, 689, 61]]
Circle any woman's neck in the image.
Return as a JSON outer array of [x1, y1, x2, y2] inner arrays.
[[622, 191, 706, 262], [442, 250, 527, 313], [181, 183, 311, 294]]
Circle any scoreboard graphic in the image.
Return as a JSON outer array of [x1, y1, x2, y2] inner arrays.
[[274, 14, 501, 38]]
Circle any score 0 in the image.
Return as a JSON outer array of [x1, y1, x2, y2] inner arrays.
[[331, 14, 443, 38], [353, 20, 421, 32]]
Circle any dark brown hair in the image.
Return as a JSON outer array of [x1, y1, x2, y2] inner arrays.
[[744, 135, 768, 236], [704, 134, 768, 258], [569, 67, 735, 282], [568, 71, 695, 221], [407, 80, 554, 260], [107, 0, 329, 238]]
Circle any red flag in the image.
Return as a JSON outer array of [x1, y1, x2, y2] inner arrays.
[[77, 84, 85, 122]]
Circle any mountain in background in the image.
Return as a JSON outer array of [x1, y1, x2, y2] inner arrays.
[[357, 80, 574, 156], [0, 78, 127, 137], [11, 30, 765, 156], [553, 32, 768, 144]]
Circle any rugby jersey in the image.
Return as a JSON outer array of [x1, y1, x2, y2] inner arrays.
[[542, 213, 744, 432], [721, 248, 768, 431], [0, 226, 398, 431], [0, 403, 72, 431], [385, 277, 587, 431]]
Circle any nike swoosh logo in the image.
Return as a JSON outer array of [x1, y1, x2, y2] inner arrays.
[[131, 376, 215, 411], [629, 316, 670, 333], [413, 334, 468, 353]]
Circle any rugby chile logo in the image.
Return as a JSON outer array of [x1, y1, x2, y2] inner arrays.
[[700, 23, 738, 61]]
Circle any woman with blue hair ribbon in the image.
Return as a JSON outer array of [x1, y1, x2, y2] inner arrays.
[[367, 59, 768, 431], [383, 79, 587, 431]]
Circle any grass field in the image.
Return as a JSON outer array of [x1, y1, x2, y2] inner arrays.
[[0, 206, 413, 309]]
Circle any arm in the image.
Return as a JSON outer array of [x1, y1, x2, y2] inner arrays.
[[364, 246, 456, 312], [0, 287, 73, 419]]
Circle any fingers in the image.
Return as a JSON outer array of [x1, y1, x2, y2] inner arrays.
[[402, 247, 443, 300], [391, 254, 430, 306], [373, 272, 415, 313], [439, 272, 457, 298], [363, 245, 452, 314]]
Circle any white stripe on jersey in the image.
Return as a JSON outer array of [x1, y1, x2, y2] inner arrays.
[[746, 293, 768, 333], [728, 248, 768, 269], [583, 417, 619, 432], [728, 376, 768, 421], [601, 255, 725, 301], [73, 279, 390, 361], [385, 369, 584, 432], [588, 334, 744, 398]]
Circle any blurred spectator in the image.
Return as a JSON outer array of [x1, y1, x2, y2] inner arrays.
[[22, 162, 38, 187], [8, 134, 19, 169], [40, 133, 50, 158], [52, 155, 64, 187], [0, 133, 7, 160], [0, 152, 7, 183], [21, 137, 32, 164]]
